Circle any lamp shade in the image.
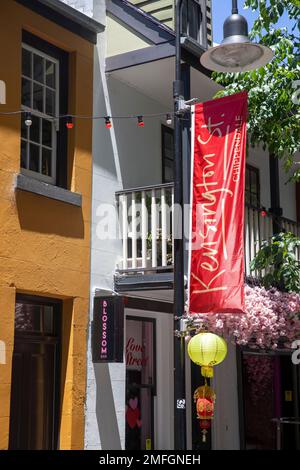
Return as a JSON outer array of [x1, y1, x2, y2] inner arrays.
[[200, 13, 273, 73], [187, 332, 227, 374]]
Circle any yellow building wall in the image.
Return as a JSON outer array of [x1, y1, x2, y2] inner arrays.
[[0, 0, 94, 450]]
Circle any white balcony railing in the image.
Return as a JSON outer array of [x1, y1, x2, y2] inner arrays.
[[116, 183, 300, 277], [116, 183, 174, 272]]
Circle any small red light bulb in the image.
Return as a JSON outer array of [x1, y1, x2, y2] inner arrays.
[[105, 117, 112, 129], [137, 116, 144, 127], [260, 208, 267, 217], [66, 116, 74, 129]]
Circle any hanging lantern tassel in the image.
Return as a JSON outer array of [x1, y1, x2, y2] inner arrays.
[[194, 384, 216, 443]]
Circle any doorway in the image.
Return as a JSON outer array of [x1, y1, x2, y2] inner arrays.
[[239, 350, 300, 450], [9, 295, 61, 450], [125, 317, 156, 451]]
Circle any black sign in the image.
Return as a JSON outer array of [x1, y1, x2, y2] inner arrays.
[[92, 296, 124, 363]]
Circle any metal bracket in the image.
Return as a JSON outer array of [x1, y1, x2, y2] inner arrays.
[[180, 317, 188, 332], [184, 97, 201, 106], [174, 318, 189, 338], [177, 97, 201, 114]]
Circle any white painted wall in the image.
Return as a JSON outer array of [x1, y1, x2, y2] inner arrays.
[[84, 0, 174, 449], [105, 75, 167, 189], [81, 0, 127, 451], [247, 144, 297, 221], [247, 144, 271, 210], [60, 0, 94, 16], [279, 162, 297, 221], [211, 342, 240, 450]]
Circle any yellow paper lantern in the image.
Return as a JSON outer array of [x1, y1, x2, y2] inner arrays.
[[187, 332, 227, 378]]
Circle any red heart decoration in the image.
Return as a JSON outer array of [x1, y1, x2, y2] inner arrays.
[[126, 407, 140, 429], [129, 397, 138, 410]]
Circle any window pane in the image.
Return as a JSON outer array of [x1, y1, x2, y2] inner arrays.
[[164, 133, 173, 151], [21, 140, 27, 168], [29, 143, 40, 172], [246, 168, 250, 191], [46, 88, 55, 115], [245, 191, 250, 205], [30, 115, 40, 143], [46, 61, 56, 88], [246, 166, 260, 207], [22, 78, 31, 107], [33, 83, 44, 112], [33, 54, 44, 84], [22, 48, 32, 78], [251, 170, 258, 194], [164, 158, 173, 182], [20, 44, 58, 184], [42, 119, 52, 147], [15, 303, 41, 332], [42, 148, 52, 176], [164, 148, 173, 160], [164, 162, 173, 183], [189, 2, 200, 41], [43, 306, 54, 334], [251, 194, 259, 207]]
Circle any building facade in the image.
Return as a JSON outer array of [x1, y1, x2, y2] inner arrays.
[[0, 0, 103, 450], [1, 0, 299, 451], [83, 0, 299, 451]]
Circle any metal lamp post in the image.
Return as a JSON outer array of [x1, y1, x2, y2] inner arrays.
[[173, 0, 273, 450]]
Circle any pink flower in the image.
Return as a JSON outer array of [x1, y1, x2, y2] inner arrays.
[[187, 285, 300, 349]]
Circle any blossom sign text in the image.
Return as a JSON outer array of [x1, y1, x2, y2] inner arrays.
[[92, 296, 124, 363]]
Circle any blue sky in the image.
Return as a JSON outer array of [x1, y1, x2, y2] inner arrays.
[[212, 0, 293, 44]]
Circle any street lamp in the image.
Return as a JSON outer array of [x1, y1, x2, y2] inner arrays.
[[201, 0, 273, 72], [173, 0, 273, 451]]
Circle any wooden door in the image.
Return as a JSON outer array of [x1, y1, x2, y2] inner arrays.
[[9, 297, 61, 450]]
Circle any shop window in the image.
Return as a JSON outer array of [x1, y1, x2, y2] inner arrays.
[[126, 317, 156, 451], [20, 32, 68, 188], [245, 165, 260, 208]]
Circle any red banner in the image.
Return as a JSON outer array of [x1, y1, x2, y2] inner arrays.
[[188, 92, 248, 314]]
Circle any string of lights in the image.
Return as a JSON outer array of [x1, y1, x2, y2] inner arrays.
[[0, 109, 179, 128]]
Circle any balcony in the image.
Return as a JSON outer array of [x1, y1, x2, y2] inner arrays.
[[116, 182, 300, 283]]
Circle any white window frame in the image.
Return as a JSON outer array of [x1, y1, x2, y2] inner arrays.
[[21, 43, 60, 185], [0, 80, 6, 104]]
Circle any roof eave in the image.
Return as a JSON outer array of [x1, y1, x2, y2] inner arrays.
[[15, 0, 105, 44]]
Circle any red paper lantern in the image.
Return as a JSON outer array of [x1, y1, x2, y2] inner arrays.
[[194, 385, 216, 443], [196, 397, 214, 420]]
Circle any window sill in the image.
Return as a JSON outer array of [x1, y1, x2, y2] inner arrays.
[[16, 174, 82, 207]]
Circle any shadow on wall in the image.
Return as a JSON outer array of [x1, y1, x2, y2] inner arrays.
[[15, 191, 85, 238], [93, 51, 122, 182], [94, 362, 122, 450]]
